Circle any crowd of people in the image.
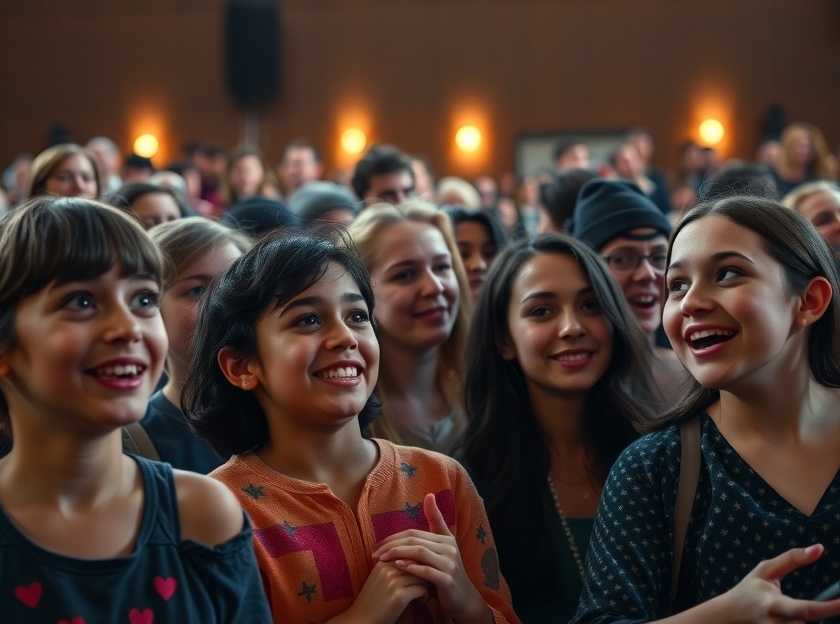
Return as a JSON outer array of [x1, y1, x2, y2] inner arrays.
[[1, 120, 840, 623]]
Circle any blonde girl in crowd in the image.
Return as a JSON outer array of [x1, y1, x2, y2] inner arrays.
[[348, 201, 472, 454], [125, 216, 251, 472], [26, 143, 100, 200]]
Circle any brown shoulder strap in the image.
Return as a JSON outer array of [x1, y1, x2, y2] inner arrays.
[[122, 422, 160, 461], [670, 416, 701, 610]]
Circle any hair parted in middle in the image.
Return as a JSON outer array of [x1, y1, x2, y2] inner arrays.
[[457, 233, 658, 601], [148, 216, 252, 291], [459, 233, 657, 507], [348, 199, 472, 443], [26, 143, 102, 200]]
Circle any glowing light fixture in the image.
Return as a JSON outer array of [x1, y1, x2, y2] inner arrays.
[[341, 128, 367, 155], [133, 134, 160, 159], [455, 125, 482, 153], [698, 119, 725, 146]]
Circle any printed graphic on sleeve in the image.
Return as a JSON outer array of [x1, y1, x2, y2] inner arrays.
[[254, 520, 353, 602], [371, 489, 456, 543]]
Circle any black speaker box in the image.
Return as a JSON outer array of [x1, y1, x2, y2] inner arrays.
[[224, 0, 281, 109]]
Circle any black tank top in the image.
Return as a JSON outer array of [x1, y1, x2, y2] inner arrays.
[[0, 455, 271, 623]]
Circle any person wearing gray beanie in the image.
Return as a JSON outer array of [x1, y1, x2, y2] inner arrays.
[[288, 181, 360, 227], [571, 179, 686, 399]]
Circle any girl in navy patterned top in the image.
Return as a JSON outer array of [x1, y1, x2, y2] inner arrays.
[[573, 197, 840, 623], [0, 198, 270, 622]]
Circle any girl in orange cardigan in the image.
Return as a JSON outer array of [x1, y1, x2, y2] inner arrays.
[[184, 232, 518, 624]]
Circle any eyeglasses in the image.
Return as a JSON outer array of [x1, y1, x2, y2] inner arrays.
[[602, 250, 667, 272]]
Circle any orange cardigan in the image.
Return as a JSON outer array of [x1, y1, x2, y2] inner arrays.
[[211, 438, 519, 623]]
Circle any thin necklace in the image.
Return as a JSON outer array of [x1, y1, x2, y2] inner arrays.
[[547, 475, 585, 579]]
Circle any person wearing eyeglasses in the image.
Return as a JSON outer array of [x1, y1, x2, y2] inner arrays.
[[572, 179, 688, 400]]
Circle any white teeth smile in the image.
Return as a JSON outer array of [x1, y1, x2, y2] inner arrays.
[[318, 366, 359, 379], [95, 364, 144, 377], [631, 295, 657, 304], [554, 352, 590, 362], [687, 329, 736, 342]]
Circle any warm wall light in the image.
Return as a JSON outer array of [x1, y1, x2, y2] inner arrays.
[[133, 134, 160, 159], [455, 125, 482, 153], [341, 128, 367, 155], [698, 119, 725, 146]]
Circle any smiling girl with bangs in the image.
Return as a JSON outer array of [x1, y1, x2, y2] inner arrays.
[[0, 197, 269, 622]]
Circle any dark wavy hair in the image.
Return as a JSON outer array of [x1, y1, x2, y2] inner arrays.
[[183, 232, 378, 457], [350, 144, 413, 200], [460, 233, 657, 499], [659, 196, 840, 427], [457, 234, 657, 604]]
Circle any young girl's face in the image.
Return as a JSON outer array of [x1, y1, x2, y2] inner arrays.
[[663, 215, 800, 389], [455, 220, 495, 296], [46, 154, 98, 199], [369, 221, 459, 351], [160, 242, 243, 375], [503, 252, 613, 397], [1, 265, 166, 431], [250, 262, 379, 426], [133, 192, 181, 230]]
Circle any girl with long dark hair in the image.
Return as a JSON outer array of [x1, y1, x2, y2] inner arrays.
[[460, 234, 657, 622]]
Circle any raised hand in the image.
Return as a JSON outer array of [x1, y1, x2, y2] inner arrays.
[[373, 492, 492, 624]]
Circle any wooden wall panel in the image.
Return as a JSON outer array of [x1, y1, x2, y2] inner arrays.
[[2, 0, 839, 177]]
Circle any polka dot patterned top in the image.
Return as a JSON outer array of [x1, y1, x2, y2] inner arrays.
[[571, 413, 840, 624]]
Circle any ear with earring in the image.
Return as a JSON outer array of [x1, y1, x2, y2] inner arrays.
[[217, 346, 258, 392]]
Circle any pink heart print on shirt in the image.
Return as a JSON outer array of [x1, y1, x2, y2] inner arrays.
[[153, 577, 177, 601], [14, 581, 43, 608], [128, 608, 154, 624], [57, 618, 86, 624]]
